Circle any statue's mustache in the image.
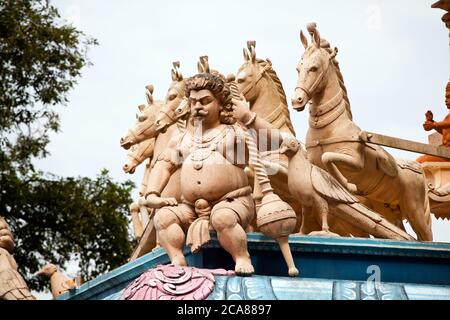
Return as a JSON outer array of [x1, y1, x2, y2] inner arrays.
[[193, 110, 208, 117]]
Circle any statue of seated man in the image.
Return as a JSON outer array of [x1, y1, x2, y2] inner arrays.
[[144, 73, 255, 276], [417, 82, 450, 163], [0, 216, 35, 300]]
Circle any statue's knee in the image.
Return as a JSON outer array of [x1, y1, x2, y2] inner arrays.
[[153, 208, 179, 231], [211, 209, 238, 232]]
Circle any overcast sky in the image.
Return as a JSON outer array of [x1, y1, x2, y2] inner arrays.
[[35, 0, 449, 245], [29, 0, 449, 300]]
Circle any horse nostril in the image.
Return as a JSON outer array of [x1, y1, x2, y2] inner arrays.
[[297, 96, 303, 103], [120, 137, 124, 143], [156, 120, 160, 126]]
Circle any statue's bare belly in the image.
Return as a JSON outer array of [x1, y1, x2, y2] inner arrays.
[[181, 151, 249, 204]]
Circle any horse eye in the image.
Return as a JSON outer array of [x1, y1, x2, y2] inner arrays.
[[168, 94, 177, 101], [309, 66, 318, 72], [237, 78, 245, 84], [138, 114, 148, 122]]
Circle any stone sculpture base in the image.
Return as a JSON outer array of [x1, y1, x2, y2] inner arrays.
[[56, 233, 450, 300]]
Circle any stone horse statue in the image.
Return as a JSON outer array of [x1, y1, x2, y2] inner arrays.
[[235, 42, 302, 229], [235, 41, 369, 237], [120, 63, 187, 258], [291, 23, 432, 241], [121, 85, 160, 241]]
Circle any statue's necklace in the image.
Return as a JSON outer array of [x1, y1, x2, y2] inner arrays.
[[190, 126, 228, 170]]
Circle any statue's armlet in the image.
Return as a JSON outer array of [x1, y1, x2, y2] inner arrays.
[[152, 133, 185, 170], [152, 147, 182, 172]]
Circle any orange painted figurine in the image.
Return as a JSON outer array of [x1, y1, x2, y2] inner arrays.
[[417, 82, 450, 163]]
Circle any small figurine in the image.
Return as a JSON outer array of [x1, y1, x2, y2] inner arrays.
[[417, 82, 450, 163], [0, 216, 35, 300]]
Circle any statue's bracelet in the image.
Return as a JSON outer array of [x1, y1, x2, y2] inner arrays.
[[145, 191, 161, 199], [244, 112, 257, 126]]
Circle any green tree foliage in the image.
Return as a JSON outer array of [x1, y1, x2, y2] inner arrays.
[[0, 0, 135, 292]]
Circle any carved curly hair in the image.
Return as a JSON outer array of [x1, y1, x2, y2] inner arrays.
[[185, 73, 235, 125]]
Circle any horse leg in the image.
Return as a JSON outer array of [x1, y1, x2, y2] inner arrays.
[[369, 199, 406, 231], [321, 151, 364, 193], [400, 177, 433, 241]]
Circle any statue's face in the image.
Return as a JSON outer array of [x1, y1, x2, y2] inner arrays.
[[189, 89, 221, 128]]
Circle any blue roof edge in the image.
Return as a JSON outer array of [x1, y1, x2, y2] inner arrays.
[[57, 233, 450, 300]]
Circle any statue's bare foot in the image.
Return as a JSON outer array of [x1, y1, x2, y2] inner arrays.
[[288, 267, 300, 277], [308, 230, 340, 237], [171, 256, 188, 267], [235, 257, 254, 276]]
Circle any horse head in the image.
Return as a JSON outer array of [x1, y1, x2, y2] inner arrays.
[[292, 23, 338, 112], [123, 138, 155, 174], [155, 61, 187, 133], [120, 85, 162, 150], [236, 41, 273, 103]]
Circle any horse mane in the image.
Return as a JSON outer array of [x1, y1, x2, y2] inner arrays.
[[319, 41, 353, 120], [331, 58, 352, 120], [256, 59, 296, 134]]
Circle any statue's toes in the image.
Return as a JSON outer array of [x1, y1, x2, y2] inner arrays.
[[235, 259, 254, 277]]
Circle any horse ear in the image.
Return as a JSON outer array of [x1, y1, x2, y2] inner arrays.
[[243, 47, 251, 61], [138, 104, 146, 112], [145, 84, 154, 95], [197, 61, 204, 73], [197, 55, 210, 73], [313, 29, 321, 48], [306, 22, 320, 48], [300, 30, 308, 49], [145, 85, 154, 105], [201, 56, 210, 73], [247, 40, 256, 63], [171, 61, 183, 81]]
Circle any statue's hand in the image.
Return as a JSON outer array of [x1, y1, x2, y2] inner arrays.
[[231, 98, 252, 124], [423, 120, 436, 131], [143, 194, 178, 209]]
